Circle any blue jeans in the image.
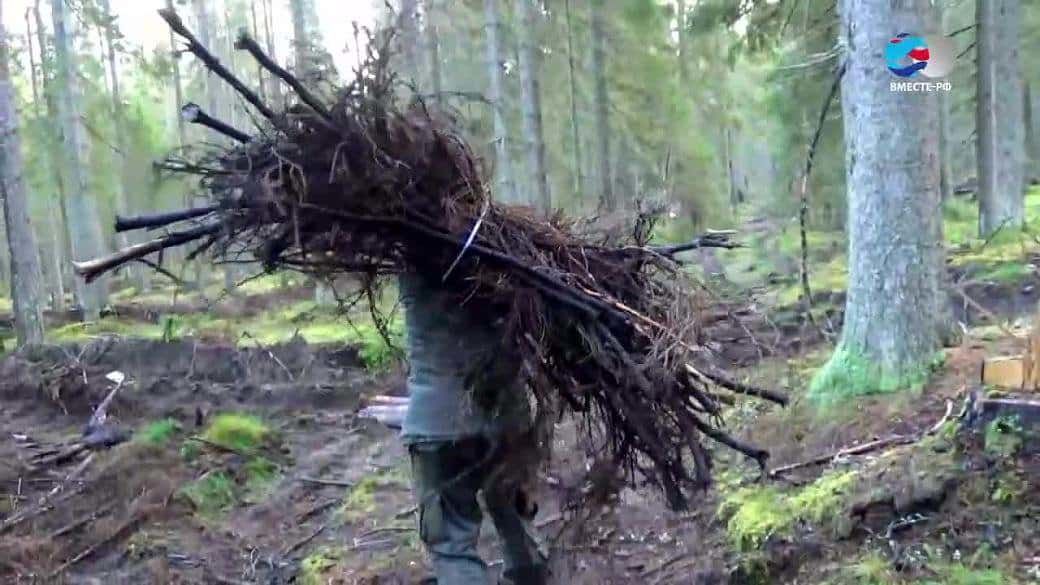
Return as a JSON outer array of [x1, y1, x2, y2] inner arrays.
[[409, 437, 546, 585]]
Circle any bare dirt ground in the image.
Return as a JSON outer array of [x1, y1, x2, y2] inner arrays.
[[1, 284, 1039, 584]]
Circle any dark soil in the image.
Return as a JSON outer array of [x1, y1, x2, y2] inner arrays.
[[0, 332, 1037, 584]]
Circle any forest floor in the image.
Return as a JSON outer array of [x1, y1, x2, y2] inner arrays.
[[2, 193, 1040, 584]]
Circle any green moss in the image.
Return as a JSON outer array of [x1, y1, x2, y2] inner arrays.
[[201, 413, 270, 452], [809, 345, 944, 405], [718, 469, 857, 551], [136, 419, 181, 445], [243, 457, 281, 502], [983, 416, 1023, 458], [340, 467, 409, 523], [298, 547, 341, 585], [181, 471, 236, 518]]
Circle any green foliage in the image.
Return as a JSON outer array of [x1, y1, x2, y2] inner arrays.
[[201, 413, 270, 452], [809, 345, 944, 404], [180, 472, 236, 518], [136, 419, 181, 446], [718, 469, 857, 550], [983, 416, 1024, 458]]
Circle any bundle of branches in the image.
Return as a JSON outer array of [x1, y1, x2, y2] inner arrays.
[[75, 9, 786, 510]]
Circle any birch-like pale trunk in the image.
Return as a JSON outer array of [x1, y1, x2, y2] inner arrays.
[[483, 0, 515, 204], [811, 0, 950, 401], [515, 0, 550, 212], [33, 0, 67, 310], [51, 0, 108, 318], [98, 0, 139, 286], [590, 0, 614, 210], [0, 1, 45, 345], [976, 0, 1025, 236]]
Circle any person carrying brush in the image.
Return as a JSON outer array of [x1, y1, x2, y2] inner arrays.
[[394, 271, 549, 585]]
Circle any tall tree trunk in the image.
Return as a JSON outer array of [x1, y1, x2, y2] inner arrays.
[[939, 91, 953, 202], [33, 0, 68, 311], [399, 0, 420, 79], [977, 0, 1025, 236], [563, 0, 583, 197], [483, 0, 515, 204], [262, 0, 283, 105], [590, 0, 614, 210], [810, 0, 949, 402], [167, 0, 186, 148], [250, 0, 267, 101], [98, 0, 138, 287], [676, 0, 689, 86], [1026, 81, 1038, 180], [1, 1, 45, 345], [515, 0, 550, 212], [24, 9, 40, 108], [51, 0, 108, 319], [424, 0, 443, 99]]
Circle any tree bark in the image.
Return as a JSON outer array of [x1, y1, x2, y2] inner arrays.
[[977, 0, 1025, 236], [0, 0, 45, 345], [811, 0, 949, 402], [51, 0, 108, 319], [483, 0, 516, 204], [515, 0, 551, 212], [563, 0, 583, 197], [590, 0, 614, 211], [1026, 81, 1038, 178]]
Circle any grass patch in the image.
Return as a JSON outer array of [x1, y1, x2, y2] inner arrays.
[[243, 457, 281, 502], [922, 563, 1008, 585], [718, 469, 857, 551], [181, 472, 236, 518], [841, 551, 898, 584], [136, 419, 181, 446], [201, 413, 270, 452]]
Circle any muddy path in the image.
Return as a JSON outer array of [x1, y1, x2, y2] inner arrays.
[[1, 334, 1037, 584]]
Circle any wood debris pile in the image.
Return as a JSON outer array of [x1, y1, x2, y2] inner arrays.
[[75, 9, 787, 510]]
